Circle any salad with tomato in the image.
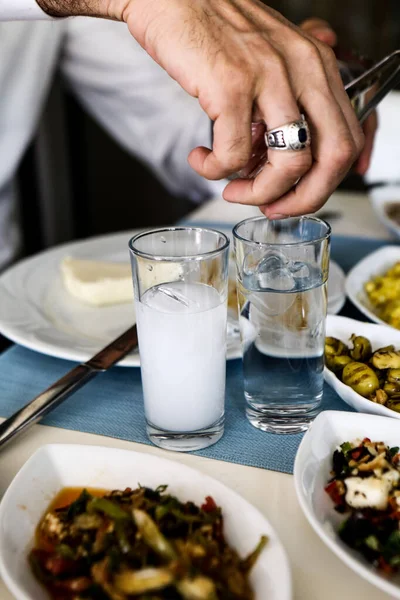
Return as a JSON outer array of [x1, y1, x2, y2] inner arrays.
[[325, 437, 400, 574]]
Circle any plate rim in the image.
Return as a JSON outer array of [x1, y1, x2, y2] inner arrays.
[[370, 185, 400, 239], [294, 410, 400, 600], [0, 443, 292, 600], [345, 244, 400, 327]]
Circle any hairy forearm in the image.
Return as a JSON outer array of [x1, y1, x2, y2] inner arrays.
[[35, 0, 129, 19]]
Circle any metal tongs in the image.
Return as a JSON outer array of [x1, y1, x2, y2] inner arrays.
[[342, 49, 400, 123]]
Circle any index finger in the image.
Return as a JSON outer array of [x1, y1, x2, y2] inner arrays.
[[188, 92, 253, 180]]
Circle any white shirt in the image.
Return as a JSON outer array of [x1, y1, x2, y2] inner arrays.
[[365, 91, 400, 185], [0, 17, 223, 270], [0, 0, 49, 20]]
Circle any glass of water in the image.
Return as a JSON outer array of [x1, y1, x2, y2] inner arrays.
[[233, 216, 331, 434], [129, 227, 230, 451]]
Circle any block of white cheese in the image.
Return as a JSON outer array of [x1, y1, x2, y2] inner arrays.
[[61, 256, 184, 307], [61, 257, 133, 307]]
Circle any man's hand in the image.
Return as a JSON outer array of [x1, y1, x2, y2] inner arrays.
[[37, 0, 365, 217], [300, 17, 377, 177]]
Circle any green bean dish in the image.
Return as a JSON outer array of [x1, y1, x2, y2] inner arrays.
[[29, 485, 267, 600], [325, 334, 400, 413]]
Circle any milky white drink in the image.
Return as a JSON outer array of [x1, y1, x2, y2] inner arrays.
[[136, 281, 226, 432]]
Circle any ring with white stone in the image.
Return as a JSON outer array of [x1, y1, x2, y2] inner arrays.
[[265, 119, 311, 151]]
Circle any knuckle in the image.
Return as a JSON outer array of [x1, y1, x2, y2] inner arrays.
[[316, 42, 336, 66], [265, 51, 287, 79], [227, 67, 248, 92], [277, 151, 313, 175], [215, 146, 250, 173], [296, 38, 322, 64], [218, 68, 253, 104], [330, 139, 357, 167]]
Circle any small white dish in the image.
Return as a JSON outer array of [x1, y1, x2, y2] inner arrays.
[[325, 314, 400, 419], [345, 244, 400, 327], [370, 185, 400, 239], [294, 410, 400, 599], [0, 444, 291, 600]]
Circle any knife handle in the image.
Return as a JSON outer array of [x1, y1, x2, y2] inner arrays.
[[0, 364, 99, 449]]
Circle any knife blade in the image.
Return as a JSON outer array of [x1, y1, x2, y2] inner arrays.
[[0, 324, 138, 449]]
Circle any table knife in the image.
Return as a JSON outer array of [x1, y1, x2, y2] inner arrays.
[[0, 324, 138, 449]]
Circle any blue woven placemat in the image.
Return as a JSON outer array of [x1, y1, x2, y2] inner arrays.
[[0, 233, 397, 475]]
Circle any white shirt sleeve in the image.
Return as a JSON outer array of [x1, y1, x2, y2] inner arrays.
[[0, 0, 52, 20], [365, 91, 400, 184], [60, 18, 225, 203]]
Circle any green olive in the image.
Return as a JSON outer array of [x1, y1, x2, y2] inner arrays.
[[349, 334, 372, 362], [372, 350, 400, 370], [387, 369, 400, 384], [342, 362, 380, 398], [325, 337, 348, 357], [325, 354, 353, 374], [386, 399, 400, 413], [383, 381, 400, 397], [375, 345, 395, 353]]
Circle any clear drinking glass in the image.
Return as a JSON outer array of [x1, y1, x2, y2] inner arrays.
[[129, 227, 230, 451], [233, 216, 331, 434]]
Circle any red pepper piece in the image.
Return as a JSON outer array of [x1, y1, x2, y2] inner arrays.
[[45, 555, 78, 576], [325, 481, 344, 506], [201, 496, 218, 512], [350, 449, 362, 460], [378, 556, 394, 575]]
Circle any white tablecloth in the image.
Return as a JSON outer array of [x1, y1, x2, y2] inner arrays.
[[0, 190, 396, 600]]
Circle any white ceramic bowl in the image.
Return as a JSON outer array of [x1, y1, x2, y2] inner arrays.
[[325, 314, 400, 419], [294, 410, 400, 599], [0, 444, 291, 600], [370, 185, 400, 239], [345, 244, 400, 327]]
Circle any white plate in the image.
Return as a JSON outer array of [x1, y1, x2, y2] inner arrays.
[[345, 244, 400, 328], [325, 314, 400, 419], [0, 229, 345, 366], [370, 185, 400, 239], [0, 444, 291, 600], [294, 410, 400, 599]]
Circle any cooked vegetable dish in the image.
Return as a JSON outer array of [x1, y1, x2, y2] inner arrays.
[[325, 438, 400, 574], [325, 334, 400, 412], [29, 485, 267, 600], [385, 202, 400, 227], [365, 261, 400, 328]]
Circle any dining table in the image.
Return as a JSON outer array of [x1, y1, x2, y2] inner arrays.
[[0, 188, 397, 600]]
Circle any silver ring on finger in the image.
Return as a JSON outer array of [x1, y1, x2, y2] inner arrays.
[[265, 118, 311, 151]]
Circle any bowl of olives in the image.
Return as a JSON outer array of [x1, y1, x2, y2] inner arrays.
[[325, 315, 400, 419]]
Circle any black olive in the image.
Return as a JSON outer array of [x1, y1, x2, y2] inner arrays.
[[339, 511, 374, 547], [332, 449, 347, 477]]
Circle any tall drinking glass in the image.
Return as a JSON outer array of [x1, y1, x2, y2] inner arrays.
[[233, 216, 331, 434], [129, 227, 229, 451]]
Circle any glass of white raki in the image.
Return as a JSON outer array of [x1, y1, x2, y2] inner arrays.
[[129, 227, 230, 451]]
